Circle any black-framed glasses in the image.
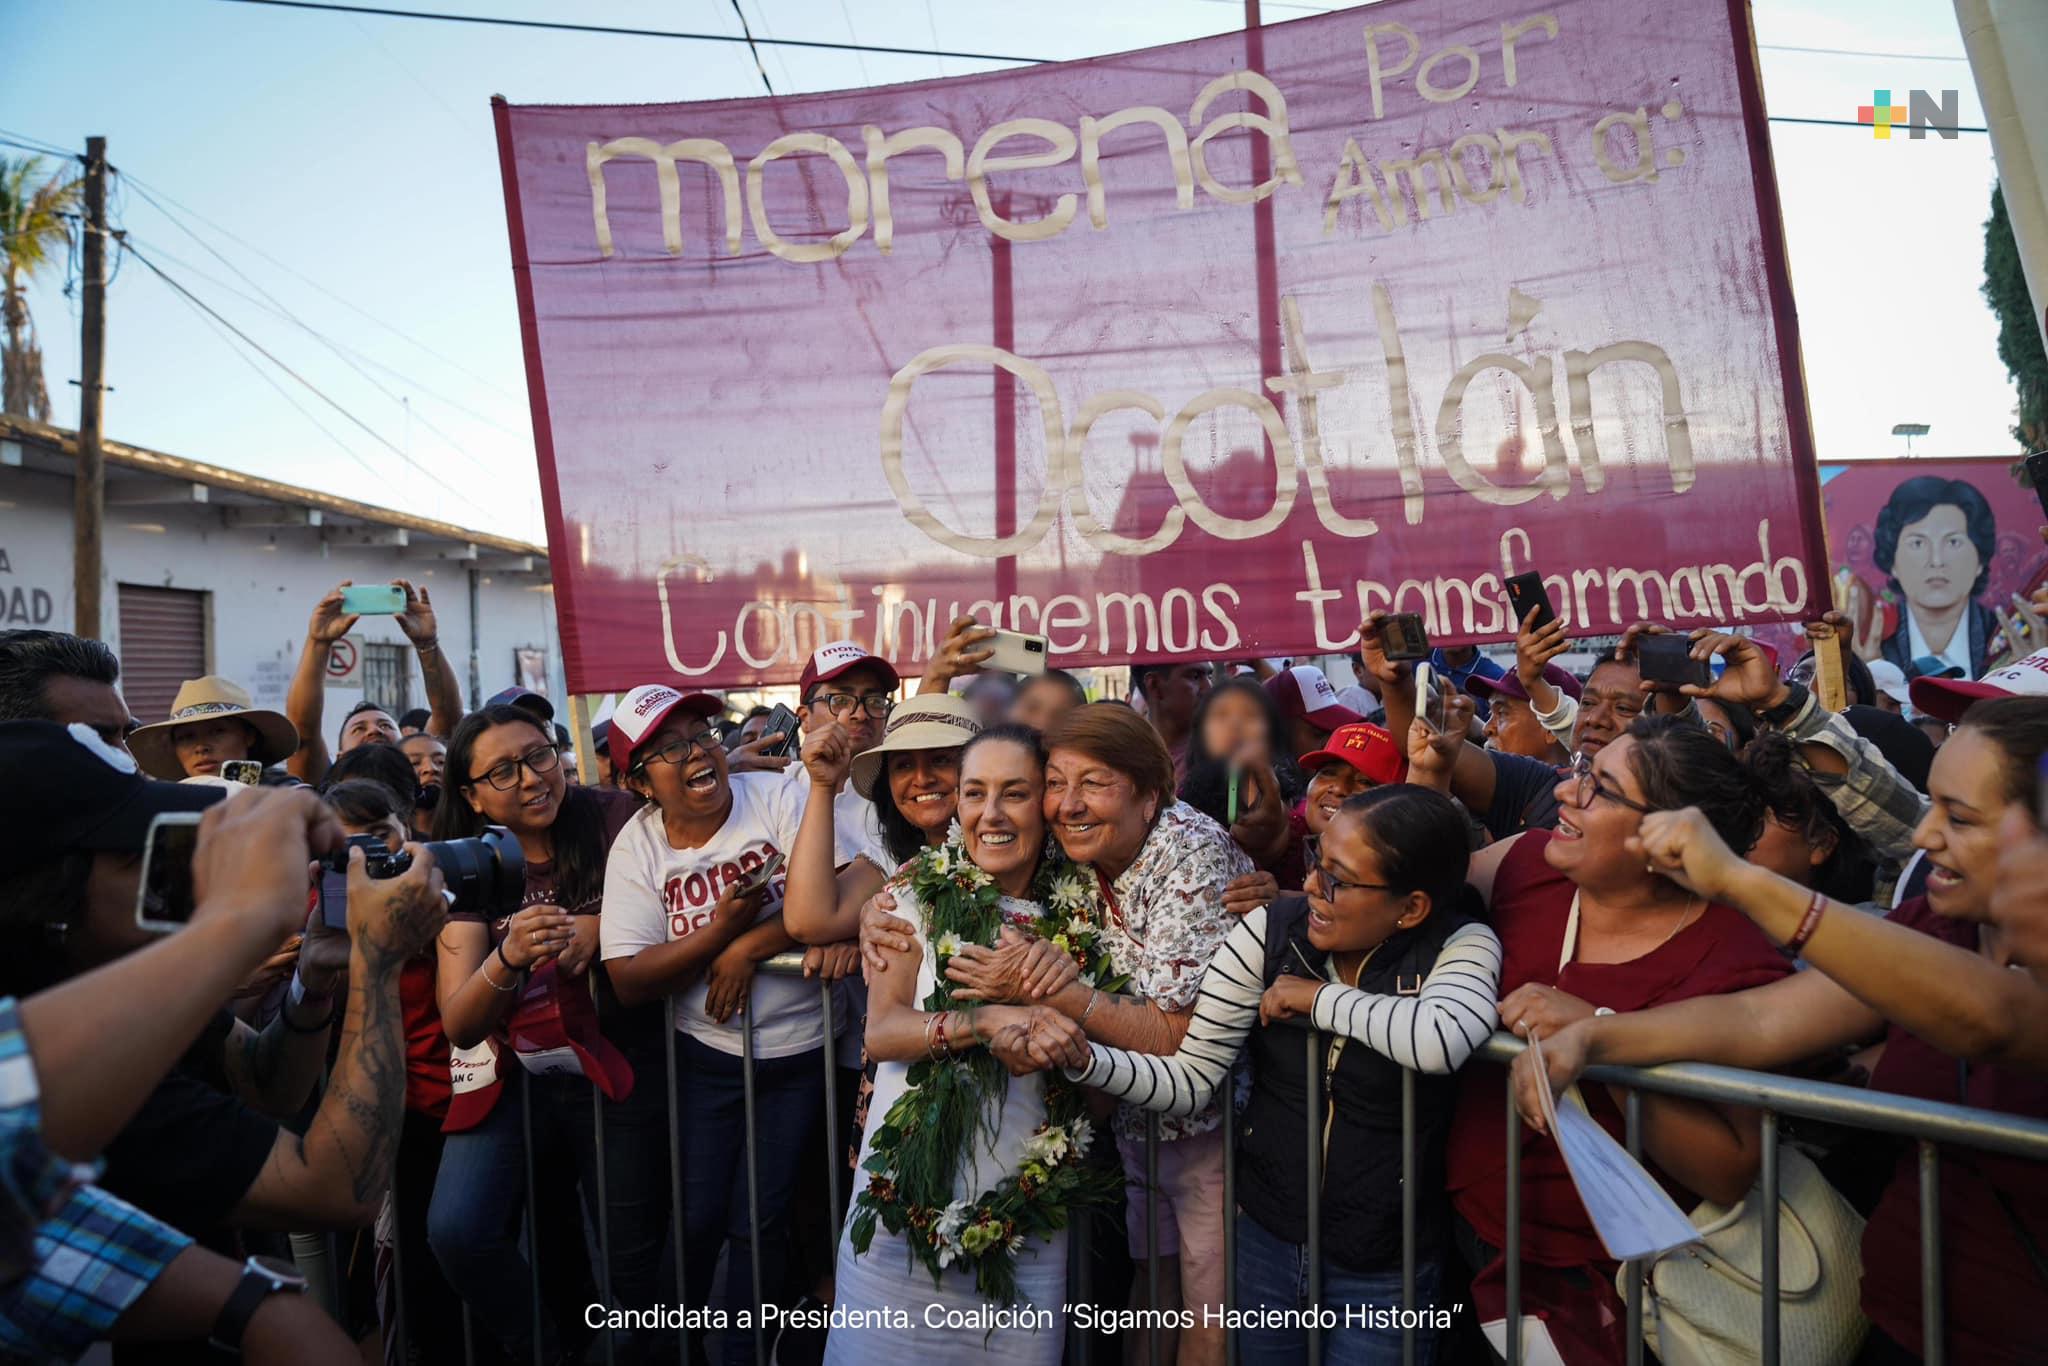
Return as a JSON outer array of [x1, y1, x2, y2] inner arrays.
[[634, 727, 722, 775], [469, 743, 561, 792], [1303, 837, 1393, 898], [809, 692, 893, 720], [1567, 750, 1655, 815]]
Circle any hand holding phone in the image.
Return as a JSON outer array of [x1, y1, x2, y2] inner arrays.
[[736, 850, 787, 898], [984, 630, 1049, 675], [1412, 662, 1450, 732], [1504, 572, 1558, 634], [1381, 613, 1431, 662], [1636, 634, 1713, 690], [339, 583, 407, 616]]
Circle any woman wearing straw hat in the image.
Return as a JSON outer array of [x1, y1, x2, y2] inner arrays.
[[128, 676, 300, 781]]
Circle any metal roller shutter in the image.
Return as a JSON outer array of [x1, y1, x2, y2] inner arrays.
[[116, 584, 208, 725]]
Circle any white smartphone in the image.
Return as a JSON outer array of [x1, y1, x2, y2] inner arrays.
[[1412, 661, 1448, 733], [984, 629, 1049, 675], [136, 812, 204, 932]]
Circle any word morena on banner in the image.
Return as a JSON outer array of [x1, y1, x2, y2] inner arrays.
[[496, 0, 1825, 692]]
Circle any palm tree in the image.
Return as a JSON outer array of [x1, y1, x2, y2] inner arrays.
[[0, 155, 83, 421]]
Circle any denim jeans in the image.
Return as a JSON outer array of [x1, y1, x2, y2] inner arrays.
[[678, 1034, 825, 1366], [1233, 1211, 1441, 1366], [428, 1060, 671, 1363]]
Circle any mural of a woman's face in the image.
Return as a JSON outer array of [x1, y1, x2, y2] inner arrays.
[[1891, 503, 1980, 614]]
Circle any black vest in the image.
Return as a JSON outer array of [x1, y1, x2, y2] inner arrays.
[[1236, 892, 1478, 1273]]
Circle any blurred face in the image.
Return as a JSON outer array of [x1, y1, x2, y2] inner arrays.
[[739, 712, 773, 743], [340, 813, 406, 853], [1304, 760, 1372, 835], [1892, 504, 1980, 614], [1484, 696, 1556, 760], [964, 679, 1016, 730], [1574, 661, 1644, 756], [1911, 727, 2008, 922], [1199, 688, 1268, 762], [1044, 747, 1155, 877], [171, 718, 256, 777], [888, 747, 961, 835], [957, 739, 1046, 892], [1303, 811, 1422, 954], [1747, 812, 1834, 886], [1696, 698, 1743, 752], [1010, 676, 1079, 732], [1144, 664, 1213, 730], [341, 707, 401, 752], [1547, 734, 1654, 888], [400, 733, 446, 787], [460, 720, 565, 834], [628, 710, 731, 822], [42, 674, 135, 754], [805, 662, 895, 750]]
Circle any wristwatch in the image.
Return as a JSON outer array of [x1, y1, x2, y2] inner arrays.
[[208, 1255, 308, 1353], [1759, 682, 1809, 730]]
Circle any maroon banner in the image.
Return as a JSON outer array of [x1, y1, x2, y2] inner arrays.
[[496, 0, 1826, 692]]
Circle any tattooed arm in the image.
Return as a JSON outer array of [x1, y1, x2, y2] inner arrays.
[[230, 845, 447, 1231]]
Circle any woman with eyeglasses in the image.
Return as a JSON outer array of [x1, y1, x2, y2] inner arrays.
[[1074, 783, 1501, 1366], [598, 685, 829, 1365], [428, 702, 664, 1365], [1427, 713, 1791, 1365]]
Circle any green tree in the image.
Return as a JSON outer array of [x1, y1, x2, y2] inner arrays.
[[0, 155, 82, 422], [1984, 181, 2048, 454]]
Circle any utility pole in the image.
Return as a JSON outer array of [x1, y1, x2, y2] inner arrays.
[[73, 135, 107, 639]]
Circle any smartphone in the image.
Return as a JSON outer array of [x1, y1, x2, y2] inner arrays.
[[220, 759, 263, 786], [340, 583, 407, 616], [2027, 451, 2048, 520], [758, 703, 802, 757], [1504, 571, 1558, 633], [1412, 662, 1449, 733], [1637, 634, 1712, 689], [984, 630, 1049, 675], [1225, 763, 1243, 825], [1380, 612, 1430, 662], [737, 849, 787, 897], [136, 812, 204, 932]]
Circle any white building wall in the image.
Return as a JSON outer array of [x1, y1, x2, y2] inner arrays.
[[0, 464, 565, 736]]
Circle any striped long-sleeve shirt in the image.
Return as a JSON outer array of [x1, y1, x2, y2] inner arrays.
[[1070, 905, 1503, 1116]]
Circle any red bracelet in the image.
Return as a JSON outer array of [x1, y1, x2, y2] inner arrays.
[[934, 1012, 950, 1059], [1785, 890, 1828, 955]]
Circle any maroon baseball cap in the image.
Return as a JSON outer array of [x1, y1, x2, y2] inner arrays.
[[1298, 721, 1408, 787], [798, 640, 900, 697], [1265, 665, 1363, 731], [1909, 647, 2048, 724], [1466, 664, 1583, 707], [608, 684, 722, 773]]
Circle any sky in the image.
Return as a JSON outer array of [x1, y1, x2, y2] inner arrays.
[[0, 0, 2020, 543]]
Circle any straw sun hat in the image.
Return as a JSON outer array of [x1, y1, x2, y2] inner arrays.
[[128, 676, 300, 779], [848, 694, 982, 800]]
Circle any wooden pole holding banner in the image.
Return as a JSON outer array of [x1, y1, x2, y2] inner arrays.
[[568, 694, 599, 790]]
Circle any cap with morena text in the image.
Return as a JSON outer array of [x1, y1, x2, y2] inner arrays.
[[799, 641, 900, 698], [608, 684, 722, 774], [1265, 665, 1364, 732], [1909, 647, 2048, 723]]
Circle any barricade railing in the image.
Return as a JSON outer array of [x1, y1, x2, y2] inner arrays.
[[384, 958, 2048, 1366]]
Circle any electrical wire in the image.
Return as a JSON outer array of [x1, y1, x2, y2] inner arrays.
[[123, 240, 482, 508], [209, 0, 1048, 64], [728, 0, 775, 95]]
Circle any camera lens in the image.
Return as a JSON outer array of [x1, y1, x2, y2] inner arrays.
[[417, 827, 526, 921]]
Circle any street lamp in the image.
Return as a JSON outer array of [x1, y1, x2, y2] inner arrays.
[[1891, 422, 1930, 456]]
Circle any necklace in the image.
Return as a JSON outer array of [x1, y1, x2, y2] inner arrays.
[[1651, 895, 1702, 950]]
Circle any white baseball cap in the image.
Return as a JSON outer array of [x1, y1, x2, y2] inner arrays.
[[1909, 648, 2048, 723]]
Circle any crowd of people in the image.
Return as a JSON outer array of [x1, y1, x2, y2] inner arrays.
[[0, 569, 2044, 1366]]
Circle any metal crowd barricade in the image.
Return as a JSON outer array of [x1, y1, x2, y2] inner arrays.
[[400, 974, 2048, 1366]]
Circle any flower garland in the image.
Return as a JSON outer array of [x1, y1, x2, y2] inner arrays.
[[846, 827, 1127, 1307]]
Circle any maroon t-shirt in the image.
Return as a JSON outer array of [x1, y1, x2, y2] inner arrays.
[[1448, 832, 1791, 1266], [1857, 897, 2048, 1363]]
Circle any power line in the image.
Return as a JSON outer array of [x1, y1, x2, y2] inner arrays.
[[209, 0, 1049, 64], [1772, 115, 1988, 134], [1761, 43, 1969, 63], [123, 241, 481, 508], [727, 0, 775, 96]]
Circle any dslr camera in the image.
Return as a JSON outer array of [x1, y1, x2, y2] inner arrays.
[[317, 827, 526, 928]]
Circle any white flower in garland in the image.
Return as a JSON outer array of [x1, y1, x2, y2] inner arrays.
[[934, 931, 963, 959], [1069, 1118, 1094, 1157], [1065, 917, 1093, 941], [1021, 1124, 1072, 1165], [1048, 875, 1092, 914]]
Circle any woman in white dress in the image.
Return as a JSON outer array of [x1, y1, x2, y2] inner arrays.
[[826, 725, 1101, 1366]]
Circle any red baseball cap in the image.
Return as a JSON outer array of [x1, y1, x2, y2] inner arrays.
[[1298, 721, 1408, 787], [609, 684, 721, 774], [1265, 665, 1364, 731], [798, 640, 900, 697], [1910, 647, 2048, 724]]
